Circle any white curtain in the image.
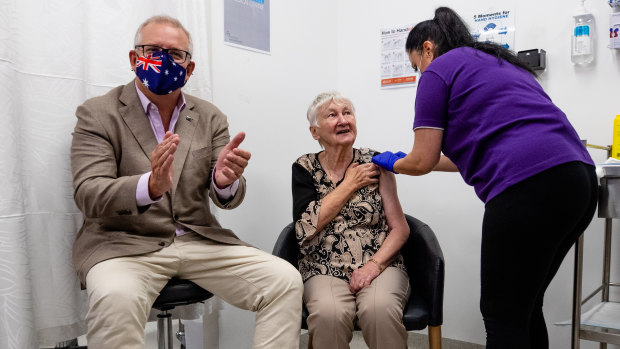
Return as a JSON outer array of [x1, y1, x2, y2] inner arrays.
[[0, 1, 213, 347]]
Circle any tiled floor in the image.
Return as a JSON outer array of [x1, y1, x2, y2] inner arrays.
[[300, 331, 484, 349], [78, 323, 485, 348]]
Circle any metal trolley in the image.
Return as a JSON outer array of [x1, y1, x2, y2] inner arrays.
[[572, 145, 620, 348]]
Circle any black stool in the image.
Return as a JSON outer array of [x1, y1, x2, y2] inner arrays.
[[152, 278, 213, 349]]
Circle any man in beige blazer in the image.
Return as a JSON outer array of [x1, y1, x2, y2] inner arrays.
[[70, 15, 302, 349]]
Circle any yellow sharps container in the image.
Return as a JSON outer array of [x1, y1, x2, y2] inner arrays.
[[613, 115, 620, 159]]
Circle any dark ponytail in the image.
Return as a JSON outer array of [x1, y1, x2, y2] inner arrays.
[[406, 7, 536, 76]]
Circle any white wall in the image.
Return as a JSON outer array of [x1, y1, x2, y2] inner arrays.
[[336, 0, 620, 348], [206, 0, 620, 348], [206, 1, 339, 347]]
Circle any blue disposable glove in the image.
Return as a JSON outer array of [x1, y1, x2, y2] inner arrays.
[[371, 151, 407, 173]]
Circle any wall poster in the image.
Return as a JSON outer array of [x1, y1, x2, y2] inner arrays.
[[466, 8, 515, 51], [224, 0, 270, 54], [380, 24, 417, 89]]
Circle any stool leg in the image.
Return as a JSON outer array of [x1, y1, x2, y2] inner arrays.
[[176, 319, 186, 349], [167, 316, 173, 349], [157, 311, 173, 349]]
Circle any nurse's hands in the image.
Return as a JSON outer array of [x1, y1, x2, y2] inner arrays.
[[371, 151, 406, 173]]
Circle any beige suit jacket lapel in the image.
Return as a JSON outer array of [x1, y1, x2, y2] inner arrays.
[[118, 82, 158, 160], [117, 82, 200, 199], [171, 99, 199, 197]]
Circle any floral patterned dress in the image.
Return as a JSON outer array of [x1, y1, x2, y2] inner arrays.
[[292, 147, 406, 283]]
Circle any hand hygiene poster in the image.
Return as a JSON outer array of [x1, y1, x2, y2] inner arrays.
[[380, 25, 417, 89], [224, 0, 270, 54], [466, 8, 515, 51]]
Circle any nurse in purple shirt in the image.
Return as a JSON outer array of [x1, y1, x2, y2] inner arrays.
[[372, 7, 598, 349]]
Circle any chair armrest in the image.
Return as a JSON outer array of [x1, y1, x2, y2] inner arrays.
[[272, 222, 309, 329], [404, 214, 445, 326]]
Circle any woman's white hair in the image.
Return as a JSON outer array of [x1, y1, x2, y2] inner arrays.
[[306, 91, 355, 127], [134, 15, 193, 54]]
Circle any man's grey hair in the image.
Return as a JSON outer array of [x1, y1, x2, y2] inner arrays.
[[134, 15, 193, 54], [306, 91, 355, 127]]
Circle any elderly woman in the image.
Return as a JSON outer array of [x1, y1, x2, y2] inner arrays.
[[292, 91, 410, 349]]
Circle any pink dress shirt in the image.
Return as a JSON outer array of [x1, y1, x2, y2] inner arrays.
[[134, 84, 239, 236]]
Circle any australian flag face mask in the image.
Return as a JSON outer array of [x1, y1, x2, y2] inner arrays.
[[135, 51, 187, 95]]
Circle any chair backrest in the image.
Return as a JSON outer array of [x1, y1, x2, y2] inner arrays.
[[272, 222, 298, 267], [403, 214, 445, 327]]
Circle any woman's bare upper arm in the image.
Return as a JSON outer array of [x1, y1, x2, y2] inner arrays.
[[378, 168, 408, 233]]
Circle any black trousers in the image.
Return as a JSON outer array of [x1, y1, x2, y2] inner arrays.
[[481, 161, 598, 349]]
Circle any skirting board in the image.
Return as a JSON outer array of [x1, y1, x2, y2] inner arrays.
[[300, 331, 485, 349]]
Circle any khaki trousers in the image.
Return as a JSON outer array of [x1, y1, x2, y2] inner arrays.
[[85, 233, 303, 349], [303, 268, 410, 349]]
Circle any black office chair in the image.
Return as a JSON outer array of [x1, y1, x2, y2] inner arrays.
[[152, 278, 214, 349], [272, 214, 445, 349]]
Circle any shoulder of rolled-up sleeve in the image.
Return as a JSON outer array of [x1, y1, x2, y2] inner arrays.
[[413, 71, 450, 130]]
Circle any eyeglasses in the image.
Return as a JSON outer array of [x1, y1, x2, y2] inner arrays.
[[135, 45, 192, 64]]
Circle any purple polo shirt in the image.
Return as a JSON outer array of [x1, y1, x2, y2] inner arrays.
[[413, 47, 593, 203]]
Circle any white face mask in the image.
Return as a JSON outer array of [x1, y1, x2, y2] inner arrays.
[[409, 48, 429, 73], [412, 51, 424, 73]]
